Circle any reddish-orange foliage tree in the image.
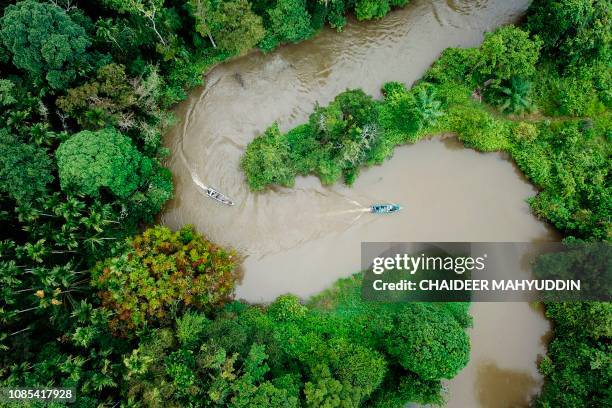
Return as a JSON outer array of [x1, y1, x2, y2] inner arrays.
[[92, 225, 237, 335]]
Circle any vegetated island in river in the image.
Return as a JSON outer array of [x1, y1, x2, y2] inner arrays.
[[241, 25, 609, 242]]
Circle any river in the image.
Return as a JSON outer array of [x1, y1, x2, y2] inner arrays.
[[161, 0, 558, 406]]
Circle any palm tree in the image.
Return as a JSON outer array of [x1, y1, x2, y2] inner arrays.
[[24, 239, 49, 263], [29, 123, 57, 146], [495, 77, 536, 115], [414, 87, 444, 128], [54, 197, 85, 220]]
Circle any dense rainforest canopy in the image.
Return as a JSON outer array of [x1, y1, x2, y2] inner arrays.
[[0, 0, 610, 406]]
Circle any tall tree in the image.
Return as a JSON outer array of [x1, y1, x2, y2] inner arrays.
[[101, 0, 167, 45], [55, 128, 144, 198], [385, 303, 470, 380], [0, 0, 91, 90], [187, 0, 218, 48], [212, 0, 266, 54], [476, 25, 542, 83], [57, 63, 137, 129], [260, 0, 313, 50], [92, 225, 237, 335]]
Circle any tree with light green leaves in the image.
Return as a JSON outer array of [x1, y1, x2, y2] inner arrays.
[[55, 128, 144, 198], [355, 0, 390, 21], [212, 0, 265, 54], [477, 25, 542, 83]]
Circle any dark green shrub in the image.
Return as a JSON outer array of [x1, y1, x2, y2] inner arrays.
[[527, 0, 611, 68]]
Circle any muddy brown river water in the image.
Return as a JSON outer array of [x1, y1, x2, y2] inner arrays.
[[161, 0, 560, 406]]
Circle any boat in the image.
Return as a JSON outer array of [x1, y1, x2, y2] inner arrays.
[[370, 203, 401, 214], [205, 187, 235, 206]]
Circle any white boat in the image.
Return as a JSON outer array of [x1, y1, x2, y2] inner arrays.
[[205, 187, 235, 206]]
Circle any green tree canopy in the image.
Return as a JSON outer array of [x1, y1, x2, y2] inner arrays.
[[55, 128, 143, 198], [0, 129, 53, 205], [385, 303, 470, 380], [0, 79, 16, 107], [535, 301, 612, 407], [355, 0, 408, 20], [260, 0, 313, 50], [99, 0, 176, 54], [0, 0, 91, 89], [355, 0, 391, 21], [527, 0, 611, 68], [241, 123, 295, 191], [57, 63, 137, 129], [477, 25, 542, 83], [100, 0, 162, 14], [118, 274, 467, 407], [211, 0, 266, 54]]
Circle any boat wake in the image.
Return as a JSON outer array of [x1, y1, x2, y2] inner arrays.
[[318, 195, 376, 224], [321, 208, 371, 216], [178, 115, 236, 205], [180, 141, 236, 206]]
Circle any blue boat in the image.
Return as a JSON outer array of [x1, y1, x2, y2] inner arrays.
[[370, 203, 402, 214]]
